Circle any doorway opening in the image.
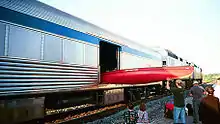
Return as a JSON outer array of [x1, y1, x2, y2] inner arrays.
[[99, 41, 120, 73]]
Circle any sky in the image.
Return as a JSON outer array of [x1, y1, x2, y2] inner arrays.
[[39, 0, 220, 74]]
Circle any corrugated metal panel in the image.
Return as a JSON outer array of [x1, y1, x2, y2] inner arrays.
[[0, 57, 98, 96]]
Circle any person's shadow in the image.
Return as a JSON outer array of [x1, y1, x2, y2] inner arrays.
[[186, 103, 193, 116]]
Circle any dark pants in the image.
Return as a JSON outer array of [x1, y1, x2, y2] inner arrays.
[[192, 99, 201, 123]]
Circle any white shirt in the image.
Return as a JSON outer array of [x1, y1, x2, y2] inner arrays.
[[137, 110, 149, 124], [214, 85, 220, 100]]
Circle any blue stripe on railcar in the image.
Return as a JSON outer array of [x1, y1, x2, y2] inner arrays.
[[0, 6, 161, 61], [122, 46, 159, 60]]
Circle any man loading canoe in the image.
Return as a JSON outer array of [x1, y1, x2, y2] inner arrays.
[[166, 79, 186, 124]]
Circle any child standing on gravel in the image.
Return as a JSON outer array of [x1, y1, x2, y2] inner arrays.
[[137, 102, 149, 124], [124, 102, 138, 124]]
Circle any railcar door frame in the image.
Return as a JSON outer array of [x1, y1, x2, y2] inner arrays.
[[99, 41, 121, 73]]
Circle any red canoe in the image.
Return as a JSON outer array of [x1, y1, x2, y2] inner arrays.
[[101, 66, 194, 84]]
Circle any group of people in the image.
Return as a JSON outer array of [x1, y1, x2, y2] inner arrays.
[[124, 102, 149, 124], [166, 78, 220, 124], [123, 78, 220, 124]]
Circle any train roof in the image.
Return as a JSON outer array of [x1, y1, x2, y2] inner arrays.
[[151, 47, 198, 66], [0, 0, 158, 54]]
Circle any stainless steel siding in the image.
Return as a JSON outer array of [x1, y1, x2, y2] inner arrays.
[[0, 57, 98, 96]]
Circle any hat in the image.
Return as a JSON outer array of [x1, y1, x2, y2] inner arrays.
[[193, 81, 199, 84]]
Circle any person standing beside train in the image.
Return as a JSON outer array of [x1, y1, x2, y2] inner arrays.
[[137, 102, 149, 124], [213, 78, 220, 100], [189, 81, 206, 124], [166, 79, 186, 124], [199, 86, 220, 124]]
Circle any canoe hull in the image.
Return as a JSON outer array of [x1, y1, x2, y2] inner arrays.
[[101, 66, 194, 84]]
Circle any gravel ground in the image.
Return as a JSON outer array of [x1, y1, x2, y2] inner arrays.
[[87, 96, 193, 124], [150, 97, 193, 124]]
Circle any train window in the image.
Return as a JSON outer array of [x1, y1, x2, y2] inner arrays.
[[85, 44, 98, 67], [162, 61, 166, 66], [166, 50, 178, 59], [63, 39, 84, 64], [44, 35, 62, 62], [0, 23, 5, 56], [8, 26, 41, 59]]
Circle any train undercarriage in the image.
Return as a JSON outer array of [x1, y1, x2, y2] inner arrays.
[[0, 77, 202, 124], [0, 82, 169, 124]]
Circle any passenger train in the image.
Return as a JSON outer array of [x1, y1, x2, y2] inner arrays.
[[0, 0, 202, 123]]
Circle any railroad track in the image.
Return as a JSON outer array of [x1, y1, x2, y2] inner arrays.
[[20, 94, 168, 124], [45, 103, 125, 124]]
